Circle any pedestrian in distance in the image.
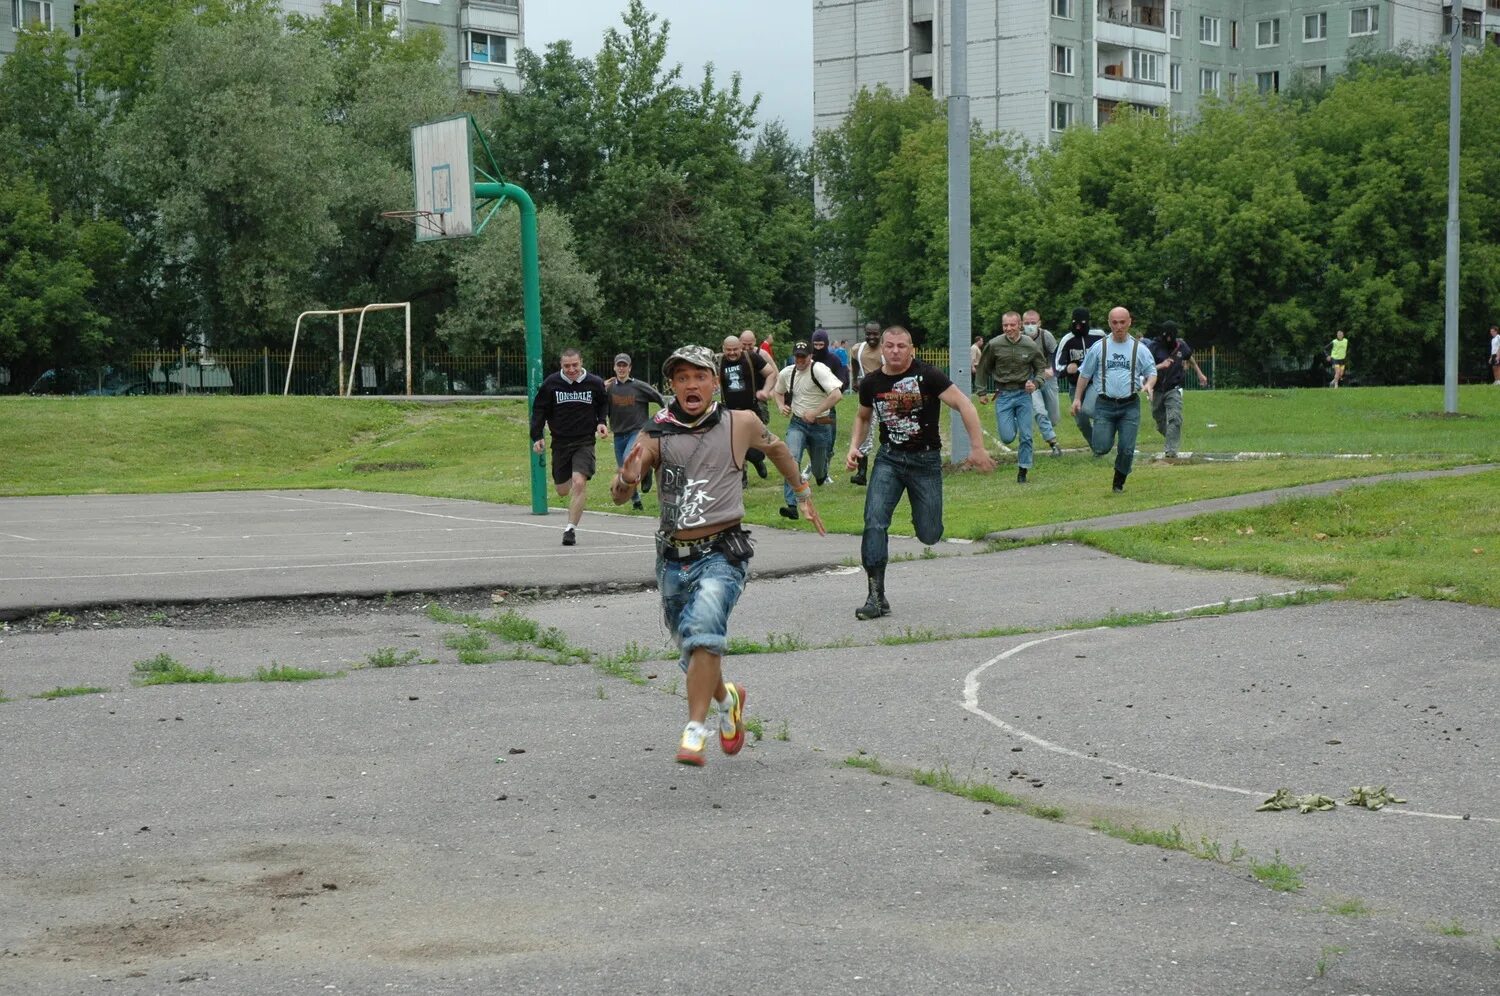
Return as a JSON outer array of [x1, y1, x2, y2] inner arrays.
[[774, 340, 843, 517], [720, 334, 777, 482], [1490, 325, 1500, 384], [611, 345, 825, 766], [531, 348, 609, 545], [846, 326, 995, 620], [974, 311, 1048, 483], [1055, 307, 1105, 445], [1328, 330, 1350, 388], [604, 353, 665, 510], [849, 321, 884, 486], [1022, 309, 1063, 457], [1071, 307, 1157, 493], [1145, 320, 1206, 459]]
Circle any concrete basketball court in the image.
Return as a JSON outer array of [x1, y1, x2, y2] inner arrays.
[[1, 490, 1497, 994]]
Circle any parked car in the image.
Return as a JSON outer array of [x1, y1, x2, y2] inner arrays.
[[28, 367, 148, 396]]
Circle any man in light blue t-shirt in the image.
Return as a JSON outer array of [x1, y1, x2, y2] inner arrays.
[[1071, 306, 1157, 493]]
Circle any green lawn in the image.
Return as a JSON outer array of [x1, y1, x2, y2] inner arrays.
[[2, 385, 1496, 605]]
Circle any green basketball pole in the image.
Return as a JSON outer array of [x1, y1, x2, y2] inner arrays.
[[474, 180, 546, 515]]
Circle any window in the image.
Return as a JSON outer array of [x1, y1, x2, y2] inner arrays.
[[1256, 18, 1280, 47], [12, 0, 53, 30], [1199, 68, 1221, 95], [1303, 12, 1327, 41], [1227, 72, 1238, 94], [1257, 70, 1281, 94], [1131, 50, 1161, 83], [1170, 62, 1182, 92], [1350, 6, 1378, 36], [1230, 20, 1239, 48], [1050, 100, 1075, 131], [467, 31, 507, 64], [1199, 16, 1220, 45], [1053, 0, 1072, 18], [1052, 45, 1074, 75], [1169, 9, 1181, 37]]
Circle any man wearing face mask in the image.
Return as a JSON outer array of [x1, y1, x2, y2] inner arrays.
[[1022, 309, 1062, 457], [1054, 306, 1105, 445]]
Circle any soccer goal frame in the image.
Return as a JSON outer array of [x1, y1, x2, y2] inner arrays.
[[284, 302, 412, 397]]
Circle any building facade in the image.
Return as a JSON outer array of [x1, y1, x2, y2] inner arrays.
[[812, 0, 1500, 336], [2, 1, 522, 93]]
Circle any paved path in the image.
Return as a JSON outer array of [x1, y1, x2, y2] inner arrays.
[[992, 463, 1497, 541]]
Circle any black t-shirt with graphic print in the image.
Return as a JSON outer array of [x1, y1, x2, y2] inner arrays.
[[858, 360, 952, 453]]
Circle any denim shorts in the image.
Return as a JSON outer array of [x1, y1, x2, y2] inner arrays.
[[656, 550, 748, 672]]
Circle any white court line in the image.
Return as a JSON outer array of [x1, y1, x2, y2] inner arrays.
[[961, 601, 1500, 825], [0, 546, 657, 584], [268, 493, 657, 542], [0, 533, 39, 542]]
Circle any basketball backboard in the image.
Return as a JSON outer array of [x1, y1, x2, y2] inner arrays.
[[410, 115, 474, 241]]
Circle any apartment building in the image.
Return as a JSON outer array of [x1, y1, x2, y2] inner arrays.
[[2, 1, 522, 94], [812, 0, 1500, 335]]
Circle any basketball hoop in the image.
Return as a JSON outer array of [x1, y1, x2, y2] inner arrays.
[[379, 209, 446, 238]]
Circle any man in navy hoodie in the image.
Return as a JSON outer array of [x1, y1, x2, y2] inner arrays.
[[531, 348, 609, 545]]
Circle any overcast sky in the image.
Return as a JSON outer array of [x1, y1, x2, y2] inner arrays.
[[523, 0, 815, 145]]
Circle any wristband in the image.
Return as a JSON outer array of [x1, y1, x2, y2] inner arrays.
[[792, 484, 813, 500], [617, 473, 639, 486]]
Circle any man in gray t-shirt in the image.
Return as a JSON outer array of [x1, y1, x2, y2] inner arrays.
[[605, 354, 665, 509]]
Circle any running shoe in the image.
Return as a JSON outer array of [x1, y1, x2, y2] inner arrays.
[[562, 528, 576, 546], [719, 683, 747, 755], [676, 722, 708, 766]]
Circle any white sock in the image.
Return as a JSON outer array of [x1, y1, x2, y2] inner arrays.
[[564, 524, 575, 532]]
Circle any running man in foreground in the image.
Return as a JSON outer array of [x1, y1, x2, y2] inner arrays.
[[611, 345, 825, 766], [845, 326, 995, 620]]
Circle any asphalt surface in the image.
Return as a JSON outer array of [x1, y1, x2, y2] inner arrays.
[[2, 488, 1497, 994]]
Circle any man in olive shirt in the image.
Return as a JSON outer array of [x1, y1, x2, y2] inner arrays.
[[974, 312, 1048, 483]]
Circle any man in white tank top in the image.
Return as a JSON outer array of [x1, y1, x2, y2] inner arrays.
[[610, 346, 826, 767]]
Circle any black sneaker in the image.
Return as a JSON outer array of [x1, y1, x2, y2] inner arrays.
[[562, 529, 577, 546], [778, 505, 799, 521], [1049, 441, 1062, 457], [631, 497, 643, 511], [1017, 467, 1028, 484]]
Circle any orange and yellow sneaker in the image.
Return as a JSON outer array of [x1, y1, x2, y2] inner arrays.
[[719, 682, 747, 756], [676, 722, 708, 766]]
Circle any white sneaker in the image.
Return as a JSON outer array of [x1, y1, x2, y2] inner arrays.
[[676, 722, 708, 766]]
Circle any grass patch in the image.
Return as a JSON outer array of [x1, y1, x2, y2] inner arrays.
[[0, 689, 10, 703], [427, 603, 480, 626], [1248, 851, 1306, 892], [474, 610, 540, 643], [1324, 897, 1373, 917], [1027, 803, 1067, 821], [847, 755, 1026, 810], [1431, 919, 1471, 937], [458, 649, 505, 665], [362, 647, 436, 669], [1315, 946, 1346, 978], [33, 685, 109, 699], [726, 631, 808, 655], [444, 631, 490, 653], [773, 720, 790, 742], [41, 610, 75, 628], [132, 653, 243, 686], [254, 663, 341, 682], [743, 716, 765, 741], [1093, 820, 1190, 852], [877, 626, 944, 646]]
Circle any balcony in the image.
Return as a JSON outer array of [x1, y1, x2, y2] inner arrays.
[[460, 0, 520, 34], [912, 0, 934, 23], [1100, 4, 1165, 30], [1096, 64, 1169, 105], [1095, 5, 1169, 50], [460, 60, 520, 94]]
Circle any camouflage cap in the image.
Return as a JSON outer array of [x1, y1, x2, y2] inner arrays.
[[662, 344, 718, 379]]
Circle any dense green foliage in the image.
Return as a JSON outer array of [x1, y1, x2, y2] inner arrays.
[[0, 0, 814, 389], [813, 48, 1500, 384]]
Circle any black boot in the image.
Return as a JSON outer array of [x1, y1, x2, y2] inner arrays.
[[641, 468, 654, 494], [850, 456, 868, 486], [1112, 470, 1126, 493], [855, 567, 888, 620]]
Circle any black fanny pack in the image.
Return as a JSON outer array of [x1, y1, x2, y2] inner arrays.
[[656, 526, 754, 565]]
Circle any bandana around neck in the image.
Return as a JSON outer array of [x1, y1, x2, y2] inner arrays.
[[653, 400, 722, 433]]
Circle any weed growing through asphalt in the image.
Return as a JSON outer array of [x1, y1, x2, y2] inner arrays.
[[878, 626, 942, 646], [0, 688, 11, 703], [255, 664, 341, 682], [743, 716, 765, 741], [1315, 946, 1346, 978], [444, 631, 490, 653], [104, 610, 124, 624], [595, 685, 607, 700], [363, 647, 436, 669], [33, 685, 108, 700], [41, 610, 75, 628], [847, 756, 1026, 811], [774, 720, 790, 741], [1324, 897, 1372, 917], [726, 632, 808, 655], [1431, 919, 1470, 937], [665, 677, 680, 697], [427, 603, 479, 626], [383, 591, 397, 605], [146, 610, 168, 625], [1249, 851, 1305, 892], [132, 653, 243, 686], [475, 610, 540, 643]]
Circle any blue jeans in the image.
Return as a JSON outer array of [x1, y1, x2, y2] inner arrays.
[[994, 390, 1034, 468], [1032, 380, 1058, 443], [860, 448, 945, 570], [612, 429, 639, 499], [656, 551, 748, 673], [783, 416, 833, 505], [1091, 396, 1141, 477]]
